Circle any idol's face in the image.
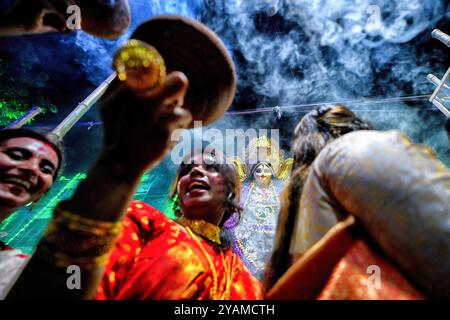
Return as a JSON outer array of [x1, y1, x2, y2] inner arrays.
[[0, 137, 59, 216], [253, 163, 272, 186], [177, 155, 228, 224], [0, 0, 130, 39]]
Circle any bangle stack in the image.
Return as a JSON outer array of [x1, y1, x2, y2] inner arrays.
[[36, 201, 122, 269]]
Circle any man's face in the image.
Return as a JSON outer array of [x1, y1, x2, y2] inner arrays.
[[177, 155, 228, 224], [0, 137, 59, 215], [0, 0, 130, 39]]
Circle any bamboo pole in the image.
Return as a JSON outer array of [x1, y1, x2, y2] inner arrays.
[[47, 72, 117, 141], [5, 106, 43, 129]]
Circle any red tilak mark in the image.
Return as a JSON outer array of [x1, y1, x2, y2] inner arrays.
[[38, 142, 55, 154]]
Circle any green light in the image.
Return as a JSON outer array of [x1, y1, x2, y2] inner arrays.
[[0, 163, 176, 252], [0, 175, 78, 230], [0, 87, 57, 126], [5, 173, 84, 245]]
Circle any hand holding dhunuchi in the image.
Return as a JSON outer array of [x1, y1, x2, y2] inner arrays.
[[98, 15, 236, 172]]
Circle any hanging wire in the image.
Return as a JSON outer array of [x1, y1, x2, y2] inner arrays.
[[226, 94, 432, 115], [21, 94, 435, 130]]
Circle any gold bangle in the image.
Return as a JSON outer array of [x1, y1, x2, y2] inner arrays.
[[43, 220, 118, 257], [52, 203, 122, 237], [37, 202, 123, 268], [37, 241, 111, 269]]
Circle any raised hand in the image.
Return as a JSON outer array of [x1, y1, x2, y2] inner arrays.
[[99, 71, 192, 172]]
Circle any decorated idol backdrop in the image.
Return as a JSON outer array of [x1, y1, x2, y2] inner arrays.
[[227, 136, 292, 280]]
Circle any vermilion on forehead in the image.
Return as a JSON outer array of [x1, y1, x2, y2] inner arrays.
[[2, 137, 59, 164], [38, 144, 52, 153], [3, 137, 50, 150]]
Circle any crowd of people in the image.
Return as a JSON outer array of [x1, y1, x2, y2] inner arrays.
[[0, 0, 449, 300]]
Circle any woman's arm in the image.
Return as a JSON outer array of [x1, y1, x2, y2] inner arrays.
[[7, 72, 192, 299]]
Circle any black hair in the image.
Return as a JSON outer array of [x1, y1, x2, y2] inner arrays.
[[264, 105, 373, 289]]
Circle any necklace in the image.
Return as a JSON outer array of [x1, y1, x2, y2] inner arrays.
[[185, 227, 220, 299], [184, 226, 235, 300], [177, 216, 221, 245]]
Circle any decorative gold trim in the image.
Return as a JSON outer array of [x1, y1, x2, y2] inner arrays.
[[228, 135, 293, 182], [228, 156, 248, 182], [185, 227, 220, 299], [275, 158, 294, 180], [177, 216, 221, 245], [185, 227, 234, 300]]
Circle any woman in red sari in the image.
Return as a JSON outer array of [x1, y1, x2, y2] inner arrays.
[[96, 151, 263, 300]]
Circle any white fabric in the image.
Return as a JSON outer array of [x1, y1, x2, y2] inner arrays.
[[0, 249, 28, 299]]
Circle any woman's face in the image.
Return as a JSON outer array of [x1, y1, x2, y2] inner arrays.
[[0, 137, 59, 217], [177, 155, 229, 225], [253, 163, 272, 186]]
